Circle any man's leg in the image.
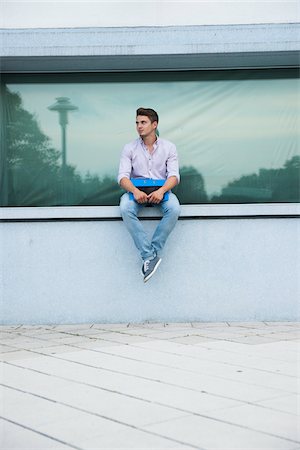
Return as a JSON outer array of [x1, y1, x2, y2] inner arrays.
[[120, 193, 156, 261], [151, 192, 181, 257]]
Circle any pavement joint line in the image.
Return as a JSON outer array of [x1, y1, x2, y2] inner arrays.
[[0, 384, 206, 450], [52, 347, 300, 394], [2, 323, 300, 339], [42, 328, 300, 344], [3, 343, 298, 399], [166, 334, 300, 346], [1, 380, 299, 446], [0, 345, 26, 354], [3, 359, 298, 419], [4, 326, 298, 351], [2, 329, 298, 378], [132, 337, 300, 361], [1, 339, 299, 387], [122, 340, 299, 375], [65, 341, 298, 380], [0, 416, 85, 450]]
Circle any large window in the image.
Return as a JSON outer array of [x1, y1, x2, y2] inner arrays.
[[1, 70, 299, 207]]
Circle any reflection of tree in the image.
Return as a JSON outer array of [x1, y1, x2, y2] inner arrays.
[[2, 86, 299, 207], [4, 86, 62, 205], [173, 166, 208, 204], [3, 87, 122, 206], [80, 173, 122, 206], [211, 155, 300, 203]]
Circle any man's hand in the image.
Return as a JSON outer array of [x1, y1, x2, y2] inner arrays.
[[147, 188, 164, 204], [133, 188, 148, 204]]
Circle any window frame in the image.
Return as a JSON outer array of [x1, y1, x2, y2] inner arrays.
[[1, 24, 299, 219]]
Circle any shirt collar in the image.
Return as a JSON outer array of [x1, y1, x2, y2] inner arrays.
[[139, 137, 160, 149]]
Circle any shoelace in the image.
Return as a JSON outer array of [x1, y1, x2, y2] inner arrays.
[[143, 260, 150, 272]]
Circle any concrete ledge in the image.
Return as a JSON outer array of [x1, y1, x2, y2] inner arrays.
[[1, 23, 299, 72], [1, 203, 299, 221], [1, 24, 299, 56]]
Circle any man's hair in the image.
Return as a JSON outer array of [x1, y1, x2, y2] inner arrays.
[[136, 107, 159, 124]]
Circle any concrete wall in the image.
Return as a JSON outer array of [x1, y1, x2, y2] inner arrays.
[[1, 217, 299, 324], [1, 21, 299, 324]]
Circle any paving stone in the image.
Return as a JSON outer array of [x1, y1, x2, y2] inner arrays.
[[143, 414, 299, 450], [0, 322, 299, 450], [0, 418, 75, 449]]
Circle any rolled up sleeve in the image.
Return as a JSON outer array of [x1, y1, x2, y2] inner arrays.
[[117, 145, 132, 185], [166, 144, 180, 183]]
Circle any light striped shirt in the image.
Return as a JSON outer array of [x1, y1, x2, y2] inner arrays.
[[117, 137, 180, 184]]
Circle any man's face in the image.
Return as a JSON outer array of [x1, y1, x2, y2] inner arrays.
[[136, 115, 157, 139]]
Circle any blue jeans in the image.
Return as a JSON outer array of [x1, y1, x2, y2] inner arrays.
[[120, 192, 181, 261]]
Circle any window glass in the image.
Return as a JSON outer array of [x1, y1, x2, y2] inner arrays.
[[1, 70, 299, 207]]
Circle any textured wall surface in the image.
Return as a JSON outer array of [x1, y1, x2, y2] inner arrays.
[[2, 24, 299, 57], [1, 218, 299, 324], [1, 0, 297, 28]]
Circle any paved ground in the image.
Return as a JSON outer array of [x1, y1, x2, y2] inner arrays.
[[0, 321, 299, 450]]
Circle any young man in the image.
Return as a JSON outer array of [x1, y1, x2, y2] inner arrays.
[[118, 107, 180, 282]]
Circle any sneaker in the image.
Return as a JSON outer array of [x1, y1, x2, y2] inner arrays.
[[143, 256, 162, 283], [141, 255, 156, 276]]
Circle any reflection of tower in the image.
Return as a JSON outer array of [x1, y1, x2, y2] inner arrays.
[[48, 97, 78, 172]]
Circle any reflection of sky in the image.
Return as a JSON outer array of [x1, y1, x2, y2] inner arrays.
[[9, 78, 300, 196]]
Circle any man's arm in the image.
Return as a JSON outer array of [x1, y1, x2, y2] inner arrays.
[[120, 177, 148, 204], [147, 176, 178, 204]]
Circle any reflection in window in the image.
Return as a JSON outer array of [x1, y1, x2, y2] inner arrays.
[[1, 70, 299, 207]]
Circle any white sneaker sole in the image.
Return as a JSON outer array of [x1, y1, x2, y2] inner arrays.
[[144, 258, 162, 283]]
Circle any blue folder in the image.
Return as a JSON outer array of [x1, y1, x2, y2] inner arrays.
[[129, 178, 169, 202]]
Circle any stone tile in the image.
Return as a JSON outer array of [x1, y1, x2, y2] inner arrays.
[[107, 327, 190, 336], [90, 323, 135, 331], [169, 335, 218, 344], [2, 363, 74, 394], [7, 352, 285, 406], [226, 322, 270, 328], [37, 414, 129, 444], [33, 345, 81, 355], [56, 344, 295, 399], [143, 414, 298, 450], [67, 339, 122, 350], [94, 343, 298, 392], [71, 328, 112, 336], [195, 339, 299, 362], [2, 361, 186, 428], [0, 418, 75, 449], [0, 344, 19, 354], [77, 426, 193, 449], [207, 334, 282, 345], [0, 350, 42, 362], [52, 324, 101, 331], [2, 338, 65, 351], [0, 326, 21, 331], [1, 323, 299, 450], [85, 332, 152, 344], [9, 328, 52, 337], [191, 322, 231, 328], [155, 341, 298, 376], [139, 329, 217, 340], [255, 394, 299, 415], [0, 334, 26, 343], [208, 403, 300, 442], [1, 385, 81, 428], [48, 336, 96, 345], [265, 332, 300, 341], [264, 322, 300, 327]]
